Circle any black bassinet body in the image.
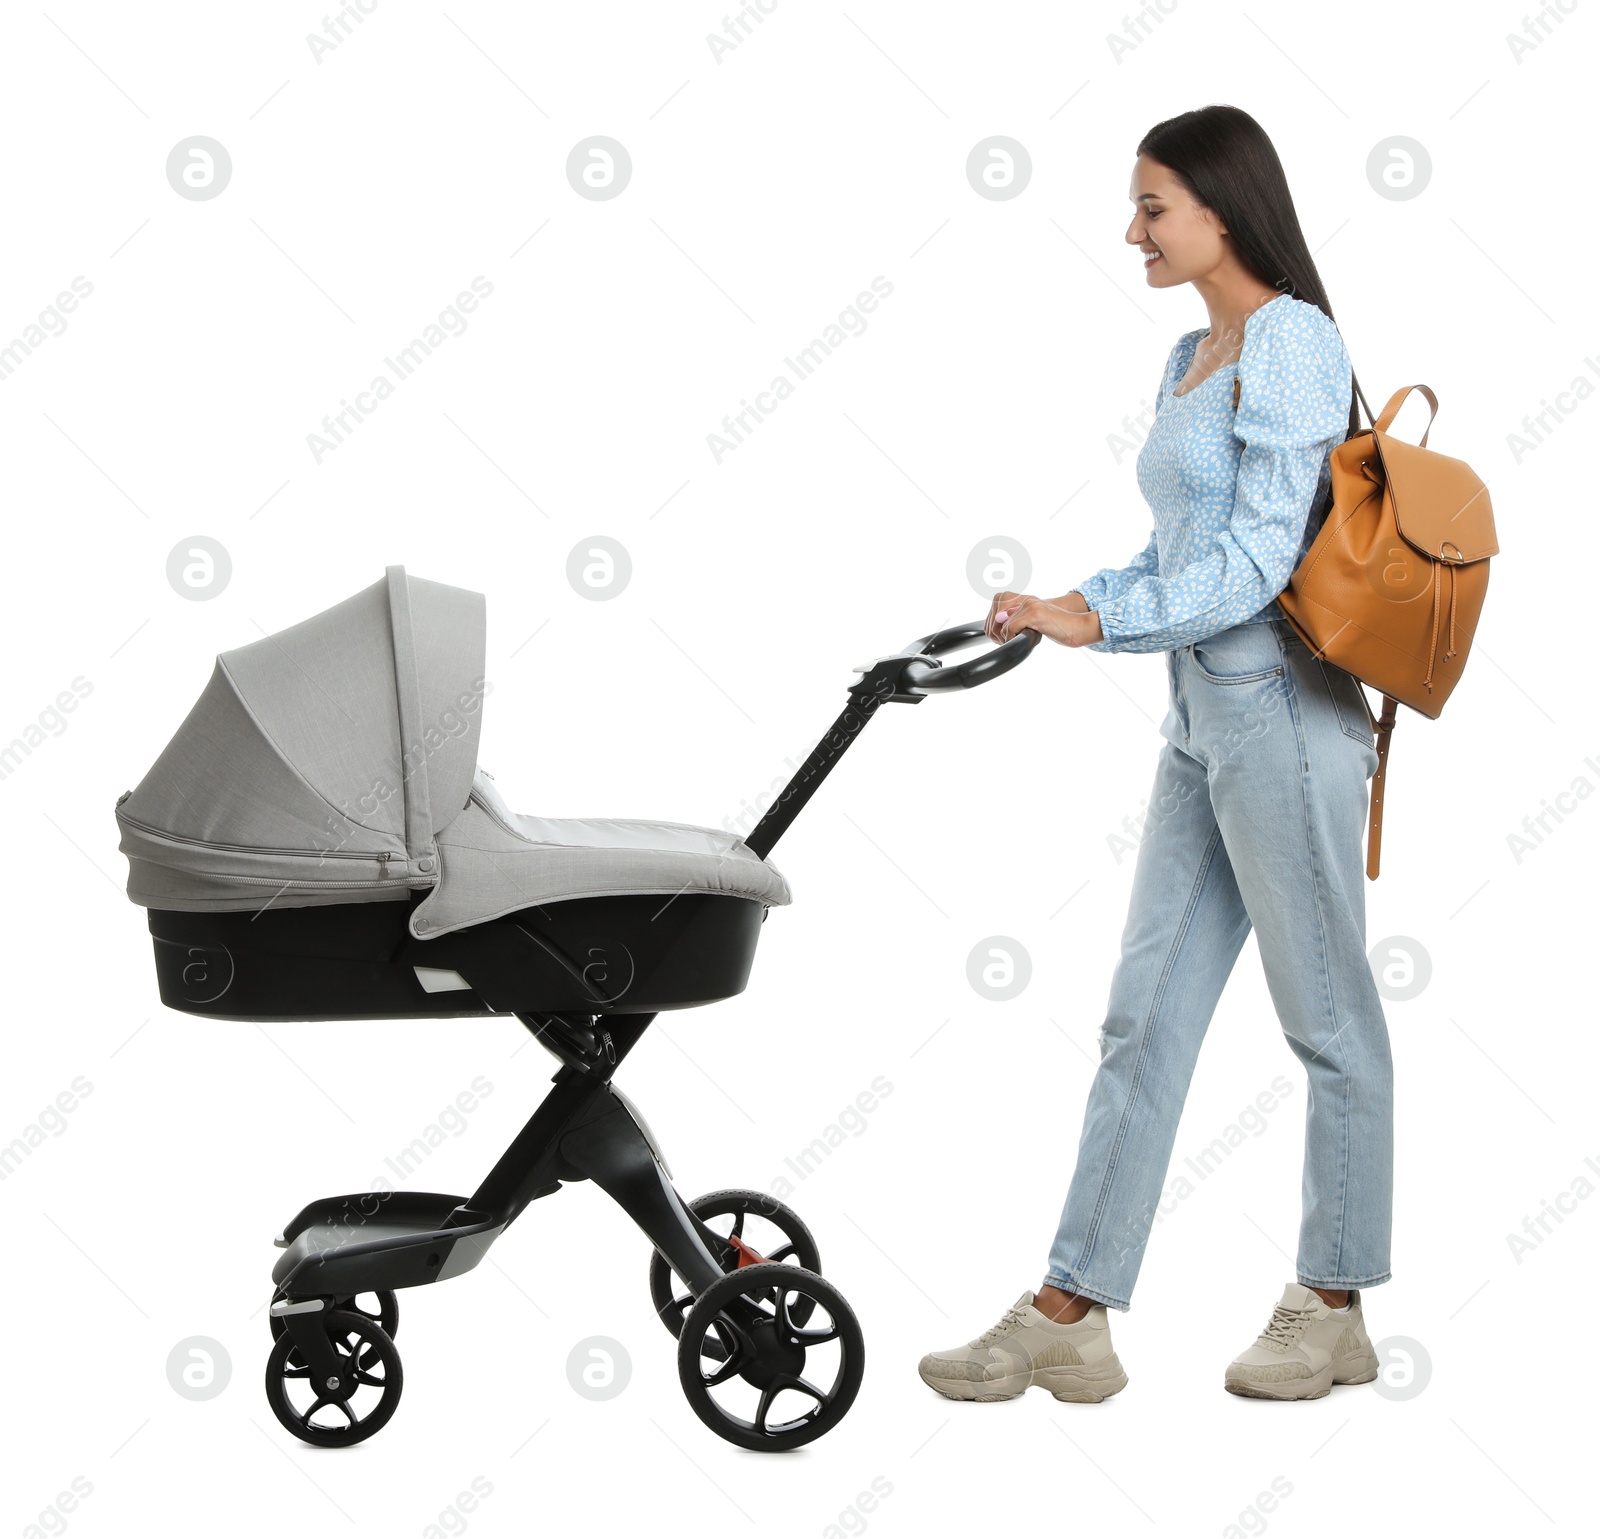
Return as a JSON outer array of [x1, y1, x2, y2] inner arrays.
[[118, 568, 790, 1021], [143, 891, 768, 1020]]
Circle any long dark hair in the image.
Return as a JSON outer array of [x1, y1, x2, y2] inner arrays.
[[1137, 105, 1364, 449]]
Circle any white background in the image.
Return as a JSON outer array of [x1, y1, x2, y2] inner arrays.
[[2, 3, 1593, 1537]]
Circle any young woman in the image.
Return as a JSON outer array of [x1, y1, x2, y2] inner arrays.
[[919, 105, 1390, 1403]]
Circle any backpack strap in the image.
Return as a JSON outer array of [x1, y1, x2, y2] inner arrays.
[[1365, 695, 1399, 880]]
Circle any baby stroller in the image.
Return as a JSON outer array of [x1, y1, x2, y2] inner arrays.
[[116, 567, 1038, 1451]]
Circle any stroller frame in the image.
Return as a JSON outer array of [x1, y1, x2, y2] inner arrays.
[[271, 1009, 730, 1311]]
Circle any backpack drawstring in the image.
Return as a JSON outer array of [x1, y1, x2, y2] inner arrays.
[[1445, 562, 1458, 663], [1423, 561, 1459, 695]]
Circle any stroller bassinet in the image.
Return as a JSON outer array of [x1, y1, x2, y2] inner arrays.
[[117, 568, 1038, 1453], [117, 566, 790, 1020]]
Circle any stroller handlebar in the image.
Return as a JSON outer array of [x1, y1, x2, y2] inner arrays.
[[896, 619, 1041, 694]]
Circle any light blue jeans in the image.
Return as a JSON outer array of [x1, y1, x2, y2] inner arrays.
[[1044, 613, 1393, 1310]]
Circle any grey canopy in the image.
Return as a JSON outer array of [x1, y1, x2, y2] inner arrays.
[[117, 567, 791, 937]]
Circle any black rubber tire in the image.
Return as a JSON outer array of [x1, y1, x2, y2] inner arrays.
[[264, 1309, 403, 1448], [650, 1190, 821, 1339], [677, 1262, 864, 1452]]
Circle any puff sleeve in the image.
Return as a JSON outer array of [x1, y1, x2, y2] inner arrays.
[[1088, 302, 1351, 654]]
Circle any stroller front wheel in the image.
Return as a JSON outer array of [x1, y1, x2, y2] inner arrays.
[[265, 1308, 404, 1447], [677, 1262, 864, 1451]]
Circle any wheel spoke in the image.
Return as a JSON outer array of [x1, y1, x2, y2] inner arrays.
[[354, 1364, 387, 1387], [755, 1371, 825, 1432], [304, 1395, 353, 1427], [340, 1333, 374, 1365], [328, 1324, 386, 1383], [710, 1309, 758, 1360], [790, 1322, 839, 1346], [702, 1349, 744, 1387], [700, 1319, 744, 1381], [783, 1372, 828, 1406], [282, 1365, 312, 1379]]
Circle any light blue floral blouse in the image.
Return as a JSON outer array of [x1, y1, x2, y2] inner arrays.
[[1071, 293, 1352, 654]]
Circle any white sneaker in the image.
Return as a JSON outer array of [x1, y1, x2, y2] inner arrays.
[[1224, 1282, 1380, 1400], [918, 1289, 1128, 1403]]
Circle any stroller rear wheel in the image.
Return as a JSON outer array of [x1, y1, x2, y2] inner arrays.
[[677, 1262, 864, 1451], [265, 1309, 403, 1447], [650, 1189, 820, 1338]]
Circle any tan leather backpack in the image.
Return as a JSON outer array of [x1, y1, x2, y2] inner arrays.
[[1248, 375, 1498, 879]]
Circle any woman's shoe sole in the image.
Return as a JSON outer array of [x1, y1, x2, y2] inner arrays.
[[1224, 1347, 1380, 1400], [921, 1355, 1129, 1403]]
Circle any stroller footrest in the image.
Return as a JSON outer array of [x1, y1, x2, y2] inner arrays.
[[271, 1190, 503, 1296], [275, 1191, 467, 1248]]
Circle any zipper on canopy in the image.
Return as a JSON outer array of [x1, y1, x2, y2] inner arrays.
[[118, 810, 401, 864]]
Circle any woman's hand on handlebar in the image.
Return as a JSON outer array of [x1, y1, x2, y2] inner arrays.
[[987, 592, 1105, 649], [984, 590, 1026, 643]]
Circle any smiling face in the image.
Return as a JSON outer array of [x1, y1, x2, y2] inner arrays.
[[1126, 153, 1229, 288]]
